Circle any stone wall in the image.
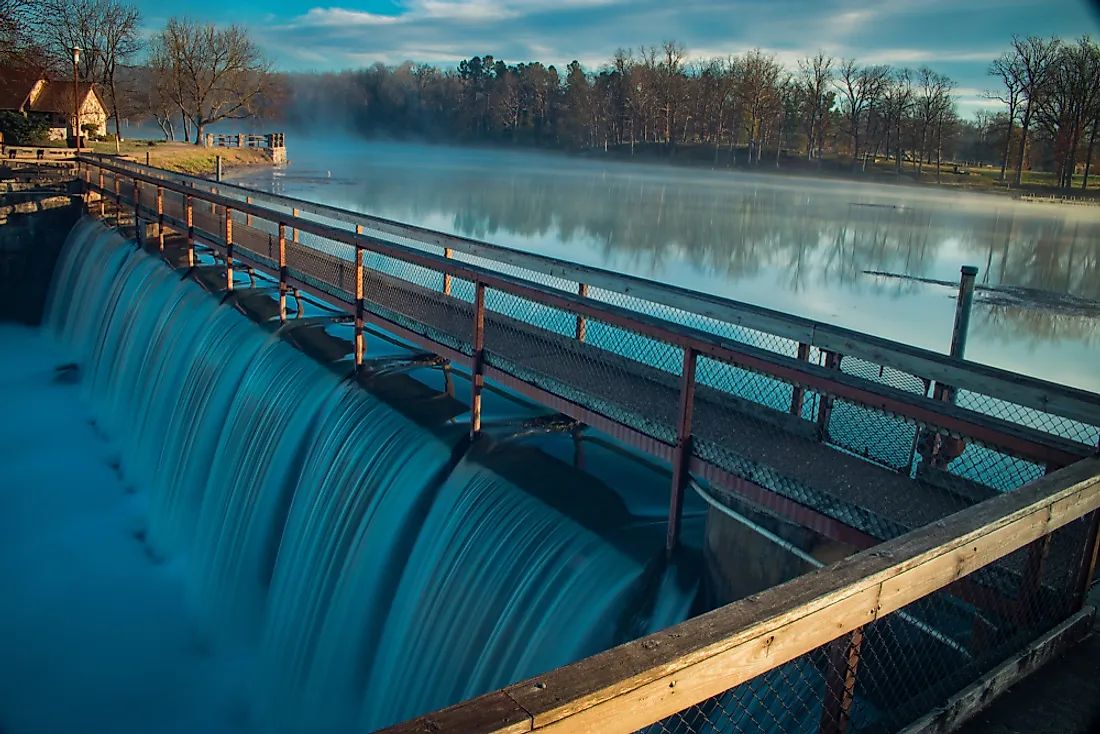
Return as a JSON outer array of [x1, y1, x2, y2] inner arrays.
[[0, 166, 81, 325]]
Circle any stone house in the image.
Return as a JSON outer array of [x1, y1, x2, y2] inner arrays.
[[0, 68, 109, 142]]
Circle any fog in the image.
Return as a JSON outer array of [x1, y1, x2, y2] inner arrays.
[[234, 137, 1100, 392]]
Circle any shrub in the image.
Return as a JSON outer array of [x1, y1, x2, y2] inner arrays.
[[0, 111, 50, 146]]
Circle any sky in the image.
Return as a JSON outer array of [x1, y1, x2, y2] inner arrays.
[[132, 0, 1099, 114]]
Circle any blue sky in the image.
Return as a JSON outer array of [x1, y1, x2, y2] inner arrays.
[[133, 0, 1099, 114]]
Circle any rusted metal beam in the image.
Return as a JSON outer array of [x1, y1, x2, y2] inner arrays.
[[576, 283, 588, 342], [791, 342, 810, 416], [667, 347, 697, 554], [355, 244, 365, 370], [820, 627, 864, 734], [470, 281, 487, 440], [278, 223, 288, 322], [225, 207, 234, 291]]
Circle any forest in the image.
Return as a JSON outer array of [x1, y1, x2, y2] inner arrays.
[[3, 0, 1100, 190]]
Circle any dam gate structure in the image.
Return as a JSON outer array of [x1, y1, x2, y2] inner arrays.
[[68, 155, 1100, 733]]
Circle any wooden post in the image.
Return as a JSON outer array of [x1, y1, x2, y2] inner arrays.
[[666, 347, 698, 554], [224, 207, 234, 290], [1017, 533, 1052, 624], [820, 627, 864, 734], [443, 247, 452, 295], [156, 185, 164, 251], [470, 281, 486, 440], [246, 197, 252, 226], [97, 169, 105, 217], [215, 155, 223, 182], [210, 186, 216, 214], [576, 283, 589, 342], [114, 172, 120, 214], [355, 244, 365, 371], [790, 342, 811, 416], [145, 150, 150, 167], [185, 195, 195, 268], [1074, 510, 1100, 610], [278, 223, 287, 322], [292, 208, 299, 243], [817, 351, 841, 441], [935, 265, 979, 404]]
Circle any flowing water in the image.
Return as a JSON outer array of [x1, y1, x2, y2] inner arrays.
[[236, 139, 1100, 394], [43, 219, 708, 732]]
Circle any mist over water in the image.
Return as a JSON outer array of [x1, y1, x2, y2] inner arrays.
[[237, 137, 1100, 392]]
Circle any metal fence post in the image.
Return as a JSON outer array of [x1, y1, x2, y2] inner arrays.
[[820, 627, 864, 734], [935, 265, 979, 404], [185, 195, 195, 268], [113, 172, 120, 214], [443, 247, 452, 295], [97, 169, 105, 217], [1074, 510, 1100, 610], [666, 347, 698, 554], [156, 185, 164, 251], [292, 207, 299, 243], [278, 223, 287, 322], [355, 244, 365, 371], [576, 283, 588, 342], [246, 196, 252, 226], [790, 342, 810, 416], [1017, 533, 1052, 624], [817, 351, 842, 441], [470, 281, 486, 440], [132, 178, 141, 246], [224, 207, 233, 290]]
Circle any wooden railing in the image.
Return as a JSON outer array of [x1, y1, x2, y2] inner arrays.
[[379, 457, 1100, 734], [204, 133, 285, 149]]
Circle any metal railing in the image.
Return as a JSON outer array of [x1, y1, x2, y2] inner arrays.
[[77, 155, 1100, 554], [73, 156, 1100, 733], [204, 133, 285, 149]]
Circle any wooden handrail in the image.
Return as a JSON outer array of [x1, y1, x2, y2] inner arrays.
[[378, 457, 1100, 734], [79, 154, 1100, 429], [86, 160, 1095, 469]]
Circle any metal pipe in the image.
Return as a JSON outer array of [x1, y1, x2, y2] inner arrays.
[[355, 245, 365, 370], [666, 347, 698, 554], [692, 480, 971, 657], [185, 195, 194, 267], [278, 223, 288, 322], [950, 265, 978, 362], [224, 207, 234, 290], [156, 185, 164, 251]]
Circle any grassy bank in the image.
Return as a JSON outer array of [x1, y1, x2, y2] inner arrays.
[[90, 140, 273, 176]]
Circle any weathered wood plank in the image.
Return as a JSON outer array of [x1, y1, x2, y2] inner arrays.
[[378, 691, 533, 734], [896, 606, 1096, 734]]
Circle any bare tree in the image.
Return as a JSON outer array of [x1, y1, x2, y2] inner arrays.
[[150, 17, 274, 145], [988, 52, 1025, 181], [796, 51, 834, 160], [835, 59, 890, 168], [98, 0, 140, 146], [1008, 35, 1060, 186]]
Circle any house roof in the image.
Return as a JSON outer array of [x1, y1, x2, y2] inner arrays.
[[0, 67, 40, 111], [28, 80, 99, 115]]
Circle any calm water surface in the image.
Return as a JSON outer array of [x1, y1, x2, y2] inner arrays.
[[236, 139, 1100, 393]]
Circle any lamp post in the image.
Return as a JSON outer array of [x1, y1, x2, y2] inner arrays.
[[72, 46, 81, 150]]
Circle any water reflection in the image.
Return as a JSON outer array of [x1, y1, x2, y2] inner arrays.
[[236, 141, 1100, 389]]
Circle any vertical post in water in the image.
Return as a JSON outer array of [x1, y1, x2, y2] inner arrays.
[[576, 283, 588, 342], [156, 185, 164, 251], [278, 223, 287, 322], [292, 207, 299, 243], [937, 265, 978, 404], [224, 206, 234, 291], [820, 628, 864, 734], [185, 195, 195, 267], [216, 155, 223, 182], [443, 248, 452, 295], [145, 150, 150, 167], [470, 281, 486, 440], [666, 347, 697, 554], [790, 342, 810, 416], [355, 243, 365, 372]]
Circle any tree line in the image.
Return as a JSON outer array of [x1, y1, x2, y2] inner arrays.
[[285, 36, 1100, 190], [3, 0, 1100, 190]]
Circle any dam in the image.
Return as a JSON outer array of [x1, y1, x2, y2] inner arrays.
[[1, 157, 1098, 734]]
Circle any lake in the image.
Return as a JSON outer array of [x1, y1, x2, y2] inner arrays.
[[235, 138, 1100, 393]]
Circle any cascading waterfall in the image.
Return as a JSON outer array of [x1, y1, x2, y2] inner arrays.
[[44, 218, 700, 733]]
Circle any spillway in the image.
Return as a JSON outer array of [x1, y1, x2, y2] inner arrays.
[[40, 217, 706, 733]]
